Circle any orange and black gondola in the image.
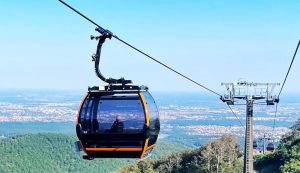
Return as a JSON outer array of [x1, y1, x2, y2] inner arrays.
[[73, 28, 160, 159], [76, 85, 160, 159]]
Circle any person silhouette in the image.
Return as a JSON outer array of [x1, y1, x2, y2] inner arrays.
[[110, 115, 124, 132]]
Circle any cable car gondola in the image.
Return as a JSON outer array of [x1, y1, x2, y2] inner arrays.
[[253, 141, 258, 149], [266, 143, 275, 152], [75, 31, 160, 159]]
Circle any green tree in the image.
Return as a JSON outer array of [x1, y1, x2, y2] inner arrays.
[[254, 118, 300, 173], [0, 133, 184, 173], [280, 159, 300, 173], [120, 135, 243, 173]]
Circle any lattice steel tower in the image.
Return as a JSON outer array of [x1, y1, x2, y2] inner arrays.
[[221, 81, 279, 173]]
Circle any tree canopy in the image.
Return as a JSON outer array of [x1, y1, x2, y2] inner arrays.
[[0, 133, 185, 173], [119, 134, 243, 173], [254, 118, 300, 173]]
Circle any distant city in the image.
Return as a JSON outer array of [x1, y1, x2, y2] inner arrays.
[[0, 91, 299, 146]]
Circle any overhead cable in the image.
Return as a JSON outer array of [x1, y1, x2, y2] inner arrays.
[[273, 40, 300, 131], [58, 0, 222, 97]]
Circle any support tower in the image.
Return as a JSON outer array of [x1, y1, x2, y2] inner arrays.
[[221, 81, 279, 173]]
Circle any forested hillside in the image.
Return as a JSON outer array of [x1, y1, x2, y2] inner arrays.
[[119, 135, 243, 173], [1, 118, 299, 173], [0, 133, 186, 173], [254, 119, 300, 173]]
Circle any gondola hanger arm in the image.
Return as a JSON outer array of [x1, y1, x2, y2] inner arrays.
[[58, 0, 222, 97]]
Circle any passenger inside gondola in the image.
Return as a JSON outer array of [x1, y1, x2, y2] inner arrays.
[[109, 115, 124, 133]]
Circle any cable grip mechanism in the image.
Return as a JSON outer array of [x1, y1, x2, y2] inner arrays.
[[92, 28, 132, 86]]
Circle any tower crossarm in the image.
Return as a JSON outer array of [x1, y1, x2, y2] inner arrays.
[[221, 81, 280, 105]]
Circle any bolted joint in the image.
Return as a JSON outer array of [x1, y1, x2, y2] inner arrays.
[[90, 35, 101, 40], [91, 54, 98, 61]]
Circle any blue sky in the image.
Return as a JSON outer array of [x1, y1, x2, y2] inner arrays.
[[0, 1, 299, 94]]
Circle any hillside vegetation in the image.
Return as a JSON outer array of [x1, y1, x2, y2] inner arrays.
[[254, 119, 300, 173], [119, 134, 243, 173], [0, 133, 186, 173], [1, 118, 298, 173]]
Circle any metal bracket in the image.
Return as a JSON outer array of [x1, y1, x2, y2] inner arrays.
[[92, 31, 132, 85]]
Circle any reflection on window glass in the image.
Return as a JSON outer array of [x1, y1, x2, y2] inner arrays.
[[98, 98, 144, 132], [142, 91, 160, 146], [144, 148, 153, 157], [80, 96, 97, 131], [79, 94, 145, 133]]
